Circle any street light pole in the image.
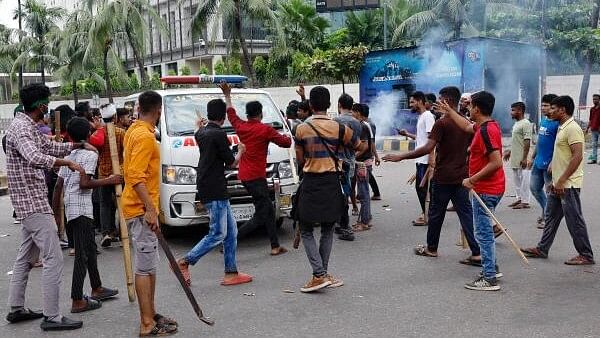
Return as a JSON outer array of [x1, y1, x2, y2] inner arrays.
[[17, 0, 23, 91], [383, 0, 388, 49]]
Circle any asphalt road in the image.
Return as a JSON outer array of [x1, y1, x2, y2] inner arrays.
[[1, 159, 599, 338]]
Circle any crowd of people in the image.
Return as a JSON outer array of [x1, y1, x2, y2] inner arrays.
[[2, 80, 597, 335]]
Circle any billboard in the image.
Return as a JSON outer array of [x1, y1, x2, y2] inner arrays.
[[316, 0, 380, 13]]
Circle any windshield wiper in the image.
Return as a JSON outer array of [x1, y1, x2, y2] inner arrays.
[[172, 130, 196, 136]]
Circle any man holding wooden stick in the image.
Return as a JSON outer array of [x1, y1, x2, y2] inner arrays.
[[435, 91, 505, 292], [122, 91, 178, 336], [383, 87, 481, 264]]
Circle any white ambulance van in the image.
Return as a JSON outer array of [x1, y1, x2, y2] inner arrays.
[[122, 75, 298, 235]]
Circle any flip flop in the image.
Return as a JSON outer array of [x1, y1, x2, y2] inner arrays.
[[414, 245, 438, 257], [139, 322, 178, 336], [412, 220, 427, 226], [70, 296, 102, 313], [270, 247, 288, 256], [154, 314, 178, 327], [221, 272, 253, 286], [459, 256, 482, 267]]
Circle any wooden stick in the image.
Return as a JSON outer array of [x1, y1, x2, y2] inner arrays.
[[461, 229, 468, 249], [106, 123, 136, 302], [470, 190, 529, 265], [54, 110, 65, 239]]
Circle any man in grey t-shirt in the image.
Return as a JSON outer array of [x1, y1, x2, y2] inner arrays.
[[333, 93, 362, 241]]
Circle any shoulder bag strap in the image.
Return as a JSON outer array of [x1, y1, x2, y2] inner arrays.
[[305, 121, 343, 174]]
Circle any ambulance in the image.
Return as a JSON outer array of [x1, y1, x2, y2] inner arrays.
[[122, 75, 298, 236]]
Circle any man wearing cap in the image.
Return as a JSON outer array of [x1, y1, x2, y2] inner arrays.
[[97, 104, 126, 247]]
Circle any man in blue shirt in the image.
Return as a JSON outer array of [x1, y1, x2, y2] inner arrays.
[[528, 94, 559, 229]]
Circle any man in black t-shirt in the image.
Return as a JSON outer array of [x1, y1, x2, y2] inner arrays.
[[177, 99, 253, 287], [383, 87, 480, 263]]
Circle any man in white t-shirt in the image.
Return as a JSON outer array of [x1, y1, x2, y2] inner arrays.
[[399, 91, 436, 226]]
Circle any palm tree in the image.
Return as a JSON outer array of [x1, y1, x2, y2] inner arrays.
[[51, 10, 103, 104], [1, 0, 64, 84], [394, 0, 474, 41], [275, 0, 330, 53], [85, 0, 166, 87], [345, 9, 384, 49], [192, 0, 279, 85]]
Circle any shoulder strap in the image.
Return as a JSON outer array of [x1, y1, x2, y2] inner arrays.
[[480, 120, 497, 154], [306, 121, 343, 174]]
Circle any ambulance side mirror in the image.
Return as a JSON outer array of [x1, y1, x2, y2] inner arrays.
[[154, 128, 161, 142]]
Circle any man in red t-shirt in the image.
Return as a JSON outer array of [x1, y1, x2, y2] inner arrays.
[[585, 94, 600, 164], [220, 82, 292, 256], [435, 91, 505, 292]]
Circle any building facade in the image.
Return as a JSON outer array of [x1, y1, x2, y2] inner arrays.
[[43, 0, 271, 80]]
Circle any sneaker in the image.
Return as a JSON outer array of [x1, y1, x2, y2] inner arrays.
[[100, 235, 112, 248], [479, 265, 503, 279], [300, 275, 331, 293], [464, 276, 500, 291], [326, 274, 344, 288]]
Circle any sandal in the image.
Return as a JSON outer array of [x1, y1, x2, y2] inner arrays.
[[221, 272, 253, 286], [459, 256, 482, 267], [564, 255, 595, 265], [154, 313, 178, 327], [414, 245, 438, 257], [70, 296, 102, 313], [139, 322, 178, 337], [412, 220, 427, 226], [270, 246, 288, 256], [493, 224, 504, 238], [352, 223, 370, 232]]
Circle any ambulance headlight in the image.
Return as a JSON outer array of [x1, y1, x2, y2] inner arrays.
[[277, 161, 293, 179], [162, 166, 197, 185]]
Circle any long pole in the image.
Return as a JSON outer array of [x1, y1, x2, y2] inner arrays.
[[383, 0, 388, 49], [106, 123, 136, 302], [17, 0, 23, 91]]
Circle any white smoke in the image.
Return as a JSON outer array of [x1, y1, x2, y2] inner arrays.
[[369, 91, 402, 138]]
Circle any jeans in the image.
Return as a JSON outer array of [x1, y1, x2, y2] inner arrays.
[[185, 200, 238, 273], [299, 222, 335, 277], [537, 189, 594, 260], [472, 194, 502, 280], [70, 216, 101, 300], [427, 183, 479, 256], [530, 167, 552, 218], [415, 163, 429, 213], [242, 178, 279, 249], [98, 185, 117, 236], [511, 168, 531, 203], [591, 131, 599, 161], [357, 165, 372, 224]]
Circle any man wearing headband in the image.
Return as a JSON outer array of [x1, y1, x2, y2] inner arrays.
[[5, 83, 96, 331]]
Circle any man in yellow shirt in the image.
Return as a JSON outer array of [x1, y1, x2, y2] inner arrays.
[[122, 91, 178, 336], [521, 96, 594, 265]]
